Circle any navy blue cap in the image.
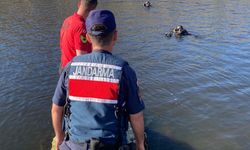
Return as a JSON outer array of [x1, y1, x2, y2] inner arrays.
[[86, 10, 116, 36]]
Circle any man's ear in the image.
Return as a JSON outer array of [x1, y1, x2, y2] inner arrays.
[[86, 33, 92, 43], [113, 31, 118, 42]]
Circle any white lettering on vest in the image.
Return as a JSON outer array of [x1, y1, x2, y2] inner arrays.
[[73, 66, 115, 78]]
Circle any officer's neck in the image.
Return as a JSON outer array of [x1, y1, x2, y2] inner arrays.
[[77, 7, 89, 20], [92, 45, 113, 53]]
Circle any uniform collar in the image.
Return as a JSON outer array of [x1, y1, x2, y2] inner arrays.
[[92, 49, 112, 55], [74, 12, 85, 22]]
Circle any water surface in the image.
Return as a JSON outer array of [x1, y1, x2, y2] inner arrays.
[[1, 0, 250, 149]]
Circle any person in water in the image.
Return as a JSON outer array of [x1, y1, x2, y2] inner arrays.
[[52, 9, 146, 150], [59, 0, 97, 72], [165, 25, 191, 37], [143, 1, 152, 7]]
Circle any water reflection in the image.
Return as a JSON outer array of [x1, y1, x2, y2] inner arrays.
[[0, 0, 250, 150]]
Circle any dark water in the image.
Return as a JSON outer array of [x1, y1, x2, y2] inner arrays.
[[1, 0, 250, 150]]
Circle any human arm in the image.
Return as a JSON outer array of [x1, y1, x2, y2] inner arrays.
[[165, 29, 173, 37], [51, 104, 65, 150], [130, 111, 145, 150], [51, 65, 69, 149], [122, 65, 145, 149]]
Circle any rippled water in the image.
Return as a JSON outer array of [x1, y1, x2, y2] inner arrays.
[[1, 0, 250, 150]]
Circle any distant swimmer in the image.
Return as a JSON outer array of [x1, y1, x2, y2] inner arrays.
[[143, 1, 152, 7], [165, 25, 192, 38]]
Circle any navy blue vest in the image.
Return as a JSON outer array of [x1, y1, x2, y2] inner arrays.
[[66, 50, 128, 144]]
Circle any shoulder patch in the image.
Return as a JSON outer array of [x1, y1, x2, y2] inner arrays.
[[80, 35, 87, 44]]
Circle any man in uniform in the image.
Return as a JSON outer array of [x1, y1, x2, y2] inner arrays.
[[60, 0, 98, 70], [52, 10, 145, 150]]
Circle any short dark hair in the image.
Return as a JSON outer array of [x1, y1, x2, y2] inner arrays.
[[81, 0, 98, 7], [89, 24, 115, 46]]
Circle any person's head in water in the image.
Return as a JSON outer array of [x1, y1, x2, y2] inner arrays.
[[77, 0, 98, 19], [165, 25, 191, 38], [174, 25, 184, 35], [144, 1, 151, 7], [86, 10, 117, 52]]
